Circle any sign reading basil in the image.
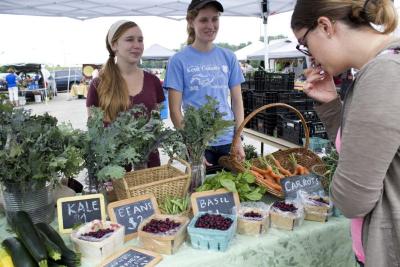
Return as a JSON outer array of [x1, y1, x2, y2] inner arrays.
[[191, 189, 240, 215], [107, 194, 160, 241], [100, 247, 162, 267], [280, 173, 325, 200], [57, 194, 106, 233]]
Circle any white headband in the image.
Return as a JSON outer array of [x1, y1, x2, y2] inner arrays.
[[107, 20, 129, 47]]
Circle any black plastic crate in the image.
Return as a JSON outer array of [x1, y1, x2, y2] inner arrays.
[[277, 114, 328, 145], [242, 90, 254, 111], [266, 72, 295, 91], [277, 91, 308, 103], [254, 71, 266, 91], [253, 71, 295, 92], [252, 92, 278, 109], [254, 113, 277, 135]]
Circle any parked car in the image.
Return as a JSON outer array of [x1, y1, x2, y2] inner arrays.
[[54, 68, 82, 92]]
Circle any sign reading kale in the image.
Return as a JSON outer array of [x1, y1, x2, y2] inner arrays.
[[280, 173, 325, 200], [107, 194, 160, 241], [100, 247, 162, 267], [191, 189, 240, 215], [57, 194, 106, 233]]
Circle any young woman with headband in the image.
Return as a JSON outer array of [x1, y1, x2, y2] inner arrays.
[[86, 20, 165, 167]]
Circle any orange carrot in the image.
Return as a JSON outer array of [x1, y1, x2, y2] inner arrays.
[[262, 179, 282, 192], [269, 155, 292, 176], [289, 154, 309, 175], [294, 168, 304, 175], [250, 165, 269, 175], [262, 173, 276, 182], [266, 169, 283, 182], [250, 170, 264, 180]]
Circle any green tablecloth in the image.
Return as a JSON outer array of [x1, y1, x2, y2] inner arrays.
[[0, 210, 355, 267]]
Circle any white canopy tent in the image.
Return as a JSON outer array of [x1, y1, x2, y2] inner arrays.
[[0, 1, 295, 20], [142, 44, 176, 60], [234, 41, 265, 61], [0, 1, 297, 67], [247, 39, 303, 60]]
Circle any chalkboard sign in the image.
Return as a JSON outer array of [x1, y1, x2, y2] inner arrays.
[[57, 194, 106, 234], [191, 189, 240, 215], [280, 173, 325, 200], [100, 247, 162, 267], [107, 194, 160, 241]]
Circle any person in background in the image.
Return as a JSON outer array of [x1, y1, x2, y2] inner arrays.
[[86, 20, 165, 168], [282, 61, 291, 73], [258, 60, 265, 70], [5, 68, 19, 106], [244, 60, 254, 73], [91, 67, 99, 79], [291, 0, 400, 266], [164, 0, 245, 169]]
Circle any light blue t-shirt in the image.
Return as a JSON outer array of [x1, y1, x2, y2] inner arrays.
[[164, 45, 244, 146]]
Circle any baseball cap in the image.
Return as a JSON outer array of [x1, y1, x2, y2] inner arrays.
[[187, 0, 224, 12]]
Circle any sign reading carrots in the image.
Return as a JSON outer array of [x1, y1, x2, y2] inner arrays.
[[280, 173, 325, 200]]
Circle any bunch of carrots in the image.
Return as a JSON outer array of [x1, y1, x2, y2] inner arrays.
[[246, 153, 309, 193]]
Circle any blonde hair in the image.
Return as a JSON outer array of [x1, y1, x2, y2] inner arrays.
[[291, 0, 398, 34], [97, 21, 139, 122]]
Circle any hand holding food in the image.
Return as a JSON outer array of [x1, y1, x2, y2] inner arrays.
[[303, 65, 338, 104]]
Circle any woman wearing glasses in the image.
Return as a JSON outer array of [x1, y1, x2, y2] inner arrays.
[[291, 1, 400, 266]]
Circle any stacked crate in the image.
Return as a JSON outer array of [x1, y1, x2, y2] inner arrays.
[[242, 70, 329, 145]]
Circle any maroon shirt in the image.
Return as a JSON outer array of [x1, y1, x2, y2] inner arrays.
[[86, 71, 165, 168]]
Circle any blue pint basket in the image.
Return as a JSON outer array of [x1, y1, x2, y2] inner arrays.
[[302, 137, 331, 152], [187, 212, 237, 252]]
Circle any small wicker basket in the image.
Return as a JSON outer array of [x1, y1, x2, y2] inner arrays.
[[219, 103, 327, 198], [112, 157, 191, 203]]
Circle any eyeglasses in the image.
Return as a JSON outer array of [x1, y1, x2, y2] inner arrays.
[[296, 26, 314, 56]]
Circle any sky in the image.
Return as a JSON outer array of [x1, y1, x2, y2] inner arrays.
[[0, 12, 295, 66]]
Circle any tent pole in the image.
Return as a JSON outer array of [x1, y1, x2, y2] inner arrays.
[[263, 22, 269, 70], [261, 0, 270, 70]]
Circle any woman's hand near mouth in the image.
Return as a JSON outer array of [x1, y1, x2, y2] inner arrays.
[[303, 66, 338, 104]]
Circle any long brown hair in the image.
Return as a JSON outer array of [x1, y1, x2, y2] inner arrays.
[[186, 3, 221, 45], [97, 21, 139, 122], [291, 0, 398, 34]]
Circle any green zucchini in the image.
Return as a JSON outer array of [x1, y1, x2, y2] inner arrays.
[[47, 258, 67, 267], [2, 237, 37, 267], [36, 227, 62, 261], [35, 223, 81, 267], [14, 211, 48, 267]]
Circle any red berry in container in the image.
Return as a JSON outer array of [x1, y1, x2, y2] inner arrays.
[[243, 211, 262, 218], [194, 213, 233, 231], [142, 218, 181, 234]]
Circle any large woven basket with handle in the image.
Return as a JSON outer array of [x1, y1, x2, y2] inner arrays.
[[219, 103, 327, 198], [112, 157, 191, 203]]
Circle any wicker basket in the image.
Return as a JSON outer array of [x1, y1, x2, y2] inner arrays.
[[112, 157, 191, 203], [219, 103, 327, 198]]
